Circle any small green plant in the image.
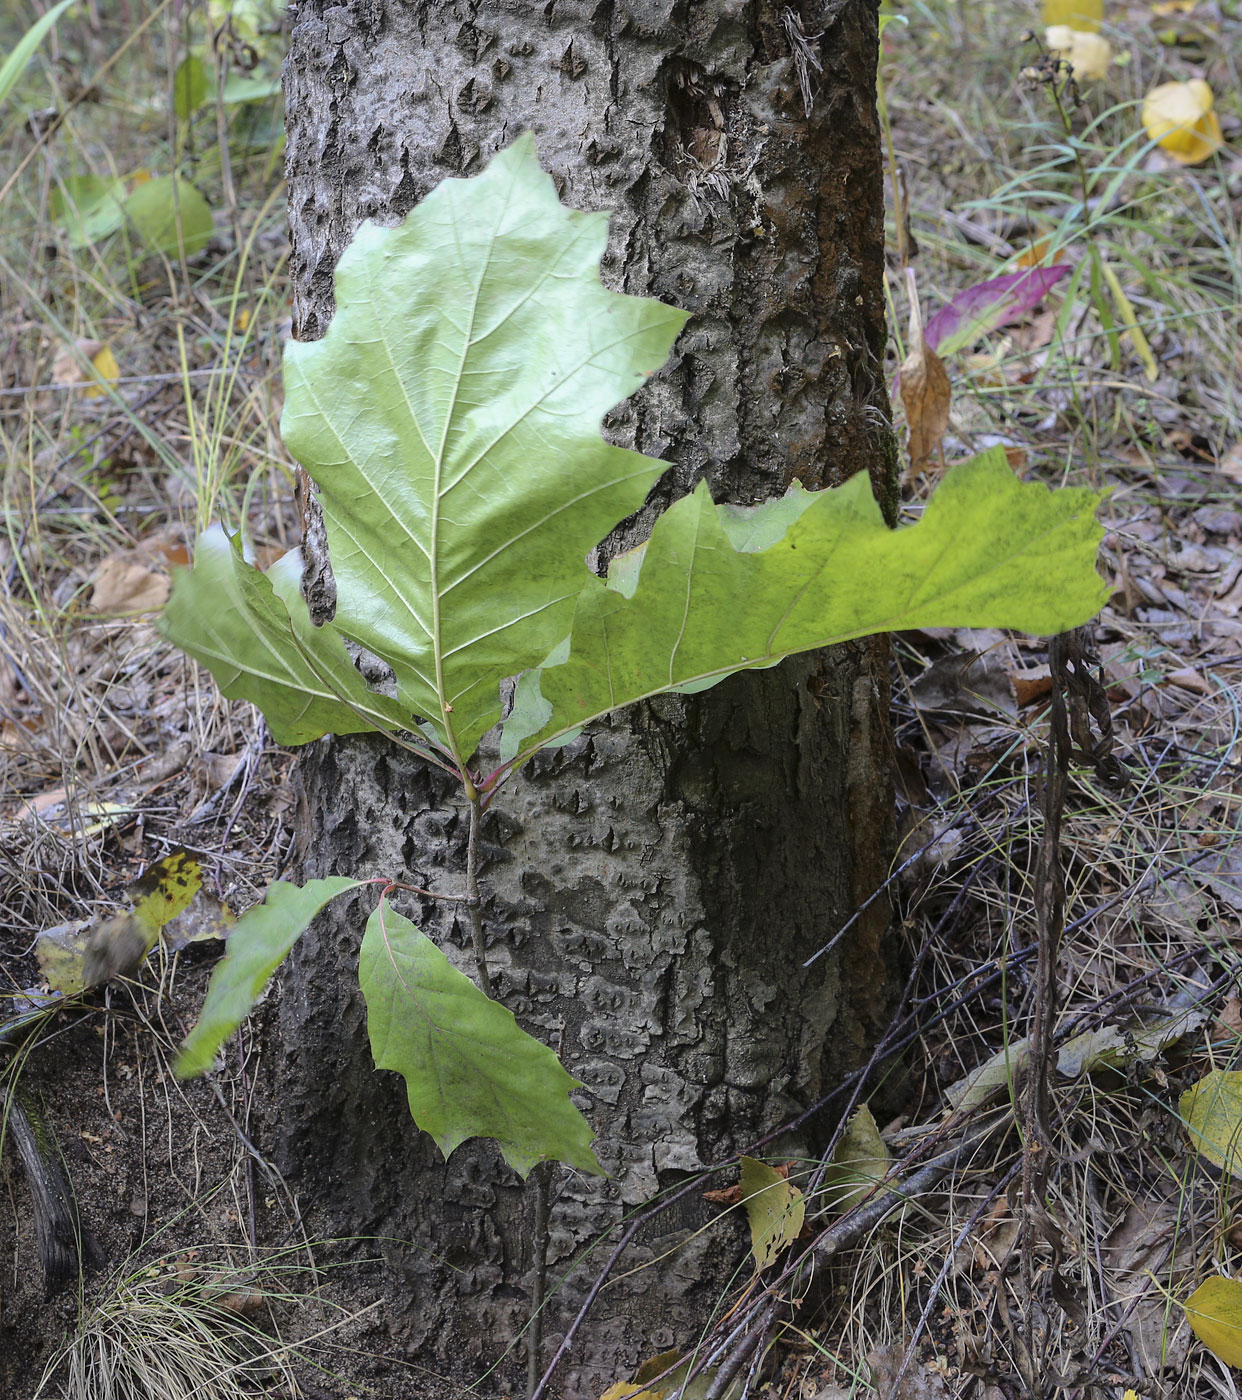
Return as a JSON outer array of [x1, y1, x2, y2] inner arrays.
[[161, 135, 1107, 1175]]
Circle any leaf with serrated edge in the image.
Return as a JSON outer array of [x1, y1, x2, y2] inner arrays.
[[175, 878, 362, 1078], [359, 899, 601, 1176], [280, 133, 688, 764], [738, 1157, 805, 1273], [162, 527, 421, 746], [503, 449, 1106, 761]]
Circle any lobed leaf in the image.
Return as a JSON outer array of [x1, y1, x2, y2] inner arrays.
[[280, 133, 688, 763], [503, 449, 1107, 762], [162, 527, 420, 746], [175, 877, 362, 1078], [359, 899, 601, 1176]]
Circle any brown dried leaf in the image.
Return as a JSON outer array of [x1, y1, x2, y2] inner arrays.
[[900, 337, 950, 475], [1011, 666, 1053, 706], [89, 553, 171, 614], [1166, 666, 1210, 695], [1220, 442, 1242, 484], [900, 272, 951, 475], [1215, 996, 1242, 1039], [50, 337, 101, 385]]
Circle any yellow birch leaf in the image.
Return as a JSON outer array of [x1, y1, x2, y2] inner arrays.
[[1185, 1276, 1242, 1368], [1142, 79, 1223, 165], [738, 1156, 805, 1273], [598, 1350, 691, 1400], [84, 343, 120, 398], [35, 920, 92, 994], [1045, 26, 1113, 80], [129, 850, 204, 940], [1180, 1069, 1242, 1177], [821, 1104, 894, 1214]]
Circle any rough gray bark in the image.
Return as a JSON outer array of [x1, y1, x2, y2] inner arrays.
[[274, 2, 896, 1394]]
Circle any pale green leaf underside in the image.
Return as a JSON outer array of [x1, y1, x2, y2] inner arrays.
[[503, 449, 1107, 761], [281, 134, 688, 761], [161, 527, 416, 746], [359, 901, 602, 1177], [175, 877, 362, 1078]]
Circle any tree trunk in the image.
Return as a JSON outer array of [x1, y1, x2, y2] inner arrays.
[[274, 2, 896, 1394]]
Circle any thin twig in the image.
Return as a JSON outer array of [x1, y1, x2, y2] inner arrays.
[[811, 1118, 1004, 1266]]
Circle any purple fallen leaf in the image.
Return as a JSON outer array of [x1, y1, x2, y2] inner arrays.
[[926, 266, 1071, 357]]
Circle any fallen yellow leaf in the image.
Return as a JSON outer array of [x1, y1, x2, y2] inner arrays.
[[1142, 79, 1223, 165], [85, 342, 120, 398], [89, 551, 171, 613], [738, 1156, 805, 1272], [1181, 1069, 1242, 1177], [1185, 1276, 1242, 1368], [900, 274, 951, 477], [1045, 25, 1113, 80]]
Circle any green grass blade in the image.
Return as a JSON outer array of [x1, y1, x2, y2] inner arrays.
[[0, 0, 78, 109]]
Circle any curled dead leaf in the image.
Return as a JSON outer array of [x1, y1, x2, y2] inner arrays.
[[1045, 25, 1113, 81], [900, 272, 950, 477], [1011, 666, 1053, 706], [1142, 79, 1223, 166]]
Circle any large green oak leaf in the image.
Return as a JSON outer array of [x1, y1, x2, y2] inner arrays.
[[502, 448, 1107, 762], [280, 133, 688, 765], [359, 900, 602, 1177]]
